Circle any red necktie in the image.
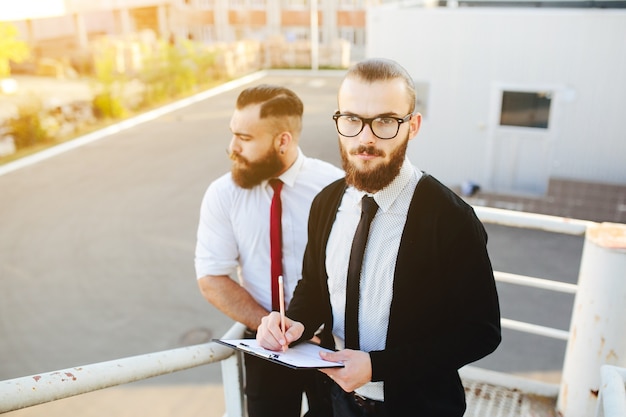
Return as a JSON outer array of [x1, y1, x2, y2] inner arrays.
[[270, 179, 283, 311]]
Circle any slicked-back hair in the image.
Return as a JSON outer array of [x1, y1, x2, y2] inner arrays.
[[344, 58, 416, 113], [236, 84, 304, 135]]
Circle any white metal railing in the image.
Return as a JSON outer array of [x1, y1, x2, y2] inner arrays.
[[495, 271, 576, 340], [475, 206, 592, 341], [473, 206, 594, 236], [0, 323, 246, 414], [596, 365, 626, 417], [2, 206, 623, 417]]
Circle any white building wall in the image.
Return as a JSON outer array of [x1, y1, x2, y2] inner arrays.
[[367, 7, 626, 192]]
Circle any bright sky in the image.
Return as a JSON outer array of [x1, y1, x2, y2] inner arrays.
[[0, 0, 66, 21]]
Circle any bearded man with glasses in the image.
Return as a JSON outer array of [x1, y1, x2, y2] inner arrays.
[[257, 58, 501, 417]]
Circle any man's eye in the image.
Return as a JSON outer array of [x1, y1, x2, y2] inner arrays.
[[376, 117, 395, 125]]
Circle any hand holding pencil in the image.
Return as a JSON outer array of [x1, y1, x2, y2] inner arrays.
[[257, 277, 305, 352]]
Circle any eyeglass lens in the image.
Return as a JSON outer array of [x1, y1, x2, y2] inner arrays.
[[336, 115, 402, 139]]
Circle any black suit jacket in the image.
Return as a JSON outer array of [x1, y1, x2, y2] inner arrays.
[[288, 173, 501, 416]]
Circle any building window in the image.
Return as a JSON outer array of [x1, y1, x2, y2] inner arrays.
[[339, 0, 365, 7], [283, 0, 308, 6], [198, 25, 215, 42], [230, 0, 265, 6], [184, 0, 214, 5], [500, 91, 552, 129], [284, 27, 309, 41], [339, 28, 355, 44]]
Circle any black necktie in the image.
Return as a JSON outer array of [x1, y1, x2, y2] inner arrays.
[[345, 195, 379, 350]]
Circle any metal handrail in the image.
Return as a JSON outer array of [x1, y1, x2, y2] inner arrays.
[[474, 205, 594, 236], [0, 323, 246, 414], [493, 271, 576, 340], [478, 206, 587, 341], [596, 365, 626, 417], [494, 271, 577, 294], [0, 207, 601, 415]]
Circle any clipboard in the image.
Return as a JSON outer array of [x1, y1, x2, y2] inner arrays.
[[215, 338, 344, 370]]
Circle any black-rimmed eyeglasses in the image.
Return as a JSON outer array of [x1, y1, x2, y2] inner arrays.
[[332, 112, 412, 140]]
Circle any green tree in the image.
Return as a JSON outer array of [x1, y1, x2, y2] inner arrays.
[[0, 23, 30, 78]]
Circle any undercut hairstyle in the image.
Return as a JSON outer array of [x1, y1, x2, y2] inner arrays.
[[344, 58, 417, 113], [236, 84, 304, 135]]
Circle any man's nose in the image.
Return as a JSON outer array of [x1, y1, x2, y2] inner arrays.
[[228, 136, 240, 154], [359, 122, 377, 144]]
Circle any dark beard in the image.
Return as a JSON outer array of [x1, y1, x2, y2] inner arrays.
[[340, 138, 408, 193], [230, 148, 283, 189]]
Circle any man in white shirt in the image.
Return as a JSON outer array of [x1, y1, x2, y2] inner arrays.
[[195, 84, 343, 417]]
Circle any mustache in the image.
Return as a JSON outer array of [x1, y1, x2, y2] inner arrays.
[[350, 145, 384, 157], [229, 150, 248, 164]]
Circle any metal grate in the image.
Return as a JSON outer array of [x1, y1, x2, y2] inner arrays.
[[464, 380, 530, 417]]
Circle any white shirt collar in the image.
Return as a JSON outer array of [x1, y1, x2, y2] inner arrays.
[[262, 148, 304, 190], [350, 158, 421, 212]]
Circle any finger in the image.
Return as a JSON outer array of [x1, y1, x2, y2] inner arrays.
[[256, 328, 280, 351], [257, 313, 284, 350], [319, 349, 348, 363], [283, 320, 304, 345], [266, 313, 287, 346]]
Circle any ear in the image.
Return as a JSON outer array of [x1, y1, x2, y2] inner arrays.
[[408, 113, 422, 141], [277, 131, 292, 153]]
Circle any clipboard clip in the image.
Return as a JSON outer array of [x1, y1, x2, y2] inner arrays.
[[239, 342, 281, 360]]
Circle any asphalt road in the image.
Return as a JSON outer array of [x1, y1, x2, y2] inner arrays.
[[0, 70, 584, 397]]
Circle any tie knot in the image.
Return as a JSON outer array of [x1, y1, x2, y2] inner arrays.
[[269, 179, 283, 193], [361, 196, 378, 218]]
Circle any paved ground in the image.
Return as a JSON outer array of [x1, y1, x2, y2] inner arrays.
[[0, 71, 603, 417], [0, 72, 341, 417], [5, 383, 226, 417]]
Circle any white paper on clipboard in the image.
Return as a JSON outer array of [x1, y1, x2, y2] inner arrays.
[[215, 338, 344, 370]]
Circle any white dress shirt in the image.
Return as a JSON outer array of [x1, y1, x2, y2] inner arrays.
[[326, 158, 421, 401], [195, 149, 343, 312]]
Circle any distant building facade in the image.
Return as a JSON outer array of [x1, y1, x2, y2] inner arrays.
[[3, 0, 624, 221], [0, 0, 400, 69], [368, 3, 626, 222]]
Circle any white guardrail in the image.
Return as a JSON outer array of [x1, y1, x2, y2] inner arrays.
[[474, 206, 593, 342], [1, 207, 624, 417], [596, 365, 626, 417], [0, 323, 247, 415]]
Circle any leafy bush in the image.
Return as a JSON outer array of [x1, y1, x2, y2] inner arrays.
[[0, 23, 30, 78], [9, 96, 49, 149], [93, 92, 127, 119]]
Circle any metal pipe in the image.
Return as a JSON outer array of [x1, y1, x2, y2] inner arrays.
[[501, 318, 569, 341], [221, 323, 246, 417], [557, 223, 626, 417], [0, 322, 245, 413], [494, 270, 578, 294], [596, 365, 626, 417], [310, 0, 319, 70], [474, 205, 595, 236]]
